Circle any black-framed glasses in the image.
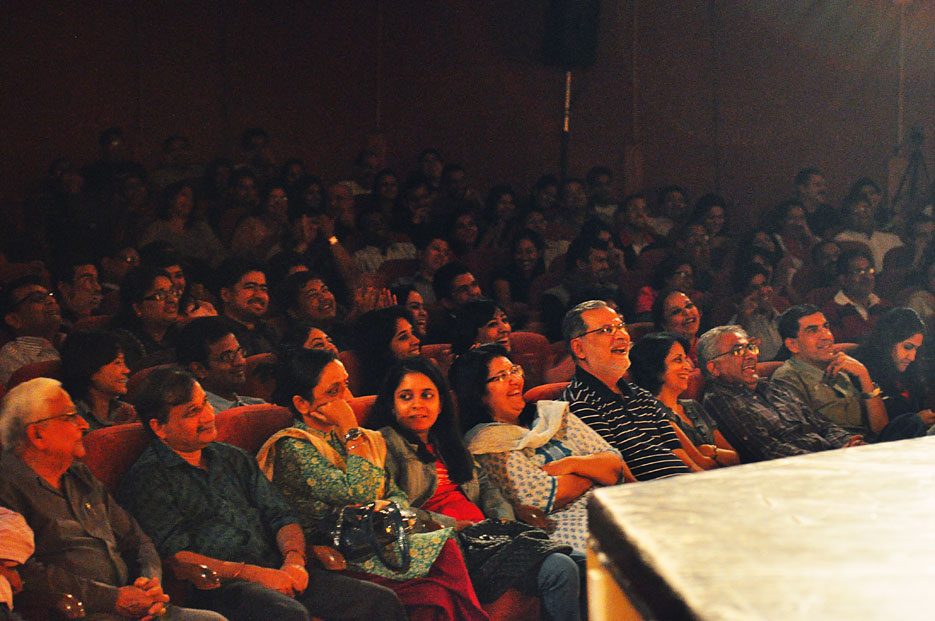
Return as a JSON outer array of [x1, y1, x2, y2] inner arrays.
[[486, 365, 524, 383], [28, 412, 82, 426], [575, 320, 627, 339], [211, 347, 247, 365], [711, 341, 759, 360], [142, 289, 177, 302]]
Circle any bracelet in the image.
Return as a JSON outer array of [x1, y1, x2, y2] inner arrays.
[[231, 561, 246, 579], [711, 446, 720, 465], [860, 385, 882, 400], [284, 549, 306, 563]]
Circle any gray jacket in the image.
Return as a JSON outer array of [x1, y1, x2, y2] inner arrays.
[[380, 426, 515, 527]]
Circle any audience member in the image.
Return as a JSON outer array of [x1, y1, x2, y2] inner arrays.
[[793, 167, 837, 238], [352, 306, 421, 395], [59, 329, 137, 430], [215, 258, 277, 356], [393, 235, 451, 305], [0, 276, 63, 386], [110, 266, 180, 369], [391, 284, 429, 339], [821, 248, 892, 344], [53, 255, 103, 326], [727, 263, 788, 360], [489, 228, 546, 328], [452, 298, 512, 355], [699, 325, 863, 462], [834, 193, 903, 272], [139, 180, 225, 267], [478, 184, 520, 250], [613, 193, 666, 269], [651, 289, 703, 363], [425, 262, 483, 344], [118, 367, 406, 621], [0, 506, 32, 621], [0, 378, 222, 621], [649, 185, 689, 238], [560, 300, 700, 478]]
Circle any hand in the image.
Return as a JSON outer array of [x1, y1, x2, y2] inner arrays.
[[134, 576, 169, 619], [241, 565, 296, 598], [844, 435, 866, 447], [917, 409, 935, 426], [541, 457, 579, 477], [513, 504, 552, 530], [696, 444, 718, 459], [0, 565, 22, 594], [453, 520, 476, 531], [280, 563, 309, 593], [114, 584, 168, 619], [315, 399, 358, 434]]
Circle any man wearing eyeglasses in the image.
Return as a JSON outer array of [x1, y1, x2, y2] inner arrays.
[[820, 248, 892, 344], [561, 300, 700, 480], [0, 378, 224, 621], [771, 305, 927, 443], [699, 325, 864, 463], [0, 275, 63, 386], [177, 317, 267, 413]]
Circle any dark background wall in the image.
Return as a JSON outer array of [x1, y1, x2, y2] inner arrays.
[[3, 0, 934, 232]]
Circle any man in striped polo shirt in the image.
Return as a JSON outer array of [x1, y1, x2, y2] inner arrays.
[[561, 300, 701, 480]]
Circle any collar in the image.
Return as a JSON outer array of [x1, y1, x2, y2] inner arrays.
[[708, 375, 764, 394], [833, 289, 880, 320], [574, 365, 637, 401], [785, 355, 826, 380], [149, 437, 217, 468]]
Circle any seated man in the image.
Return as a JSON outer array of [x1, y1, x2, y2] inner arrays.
[[821, 248, 892, 344], [53, 254, 103, 327], [771, 304, 927, 442], [424, 261, 483, 344], [0, 507, 33, 621], [215, 257, 279, 356], [0, 378, 223, 621], [0, 276, 63, 386], [833, 194, 902, 274], [699, 325, 864, 463], [177, 317, 266, 412], [116, 367, 405, 621], [561, 300, 699, 479]]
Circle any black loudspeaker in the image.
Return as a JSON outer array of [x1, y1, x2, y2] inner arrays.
[[542, 0, 601, 68]]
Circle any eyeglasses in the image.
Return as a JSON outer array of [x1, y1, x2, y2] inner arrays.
[[486, 365, 524, 383], [211, 347, 246, 365], [575, 321, 627, 339], [13, 290, 55, 308], [711, 341, 760, 360], [28, 412, 82, 426], [849, 267, 876, 276], [143, 289, 177, 302]]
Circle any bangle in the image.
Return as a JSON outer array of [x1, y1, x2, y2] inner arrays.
[[861, 385, 882, 400], [231, 562, 246, 579]]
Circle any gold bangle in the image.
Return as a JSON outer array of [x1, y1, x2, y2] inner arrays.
[[231, 561, 246, 579]]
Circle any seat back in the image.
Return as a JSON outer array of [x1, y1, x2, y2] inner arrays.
[[509, 331, 552, 390], [7, 359, 62, 389], [756, 360, 783, 379], [214, 404, 294, 454], [81, 423, 151, 494], [243, 352, 277, 401], [349, 395, 378, 427], [523, 381, 569, 403], [338, 350, 364, 396]]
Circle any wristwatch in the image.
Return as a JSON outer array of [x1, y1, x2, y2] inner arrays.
[[344, 427, 364, 443], [860, 385, 882, 400]]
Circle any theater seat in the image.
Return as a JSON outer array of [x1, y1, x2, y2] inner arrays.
[[756, 360, 783, 378], [243, 352, 277, 401], [81, 422, 151, 495], [338, 350, 364, 396], [214, 404, 293, 454], [523, 382, 569, 403], [349, 394, 377, 427], [510, 331, 552, 390], [6, 359, 62, 389]]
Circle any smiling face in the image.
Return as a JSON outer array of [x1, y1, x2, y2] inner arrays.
[[482, 356, 526, 424], [90, 352, 130, 398], [296, 278, 336, 321], [389, 318, 421, 359], [302, 328, 339, 355], [513, 238, 540, 275], [662, 291, 700, 340], [150, 382, 217, 454], [476, 308, 511, 350], [404, 290, 428, 336], [660, 341, 694, 395], [393, 372, 441, 442], [785, 312, 835, 367], [222, 271, 268, 323], [892, 333, 924, 373], [30, 388, 88, 464], [453, 214, 479, 247], [707, 330, 759, 388], [421, 239, 451, 274], [200, 333, 247, 394], [572, 306, 631, 384], [704, 206, 726, 236]]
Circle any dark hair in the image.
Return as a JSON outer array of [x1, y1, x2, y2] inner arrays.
[[59, 330, 124, 402], [214, 257, 267, 298], [114, 266, 172, 328], [794, 167, 822, 187], [855, 307, 926, 399], [628, 332, 691, 396], [134, 367, 198, 439], [765, 199, 805, 234], [777, 304, 822, 342], [651, 255, 693, 291], [156, 180, 196, 222], [432, 262, 471, 302], [452, 299, 506, 355], [651, 288, 693, 332], [140, 245, 185, 273], [586, 166, 613, 187], [99, 126, 123, 147], [241, 127, 269, 150], [52, 254, 97, 286], [836, 247, 874, 277], [0, 275, 47, 319], [689, 193, 729, 232], [272, 348, 340, 420], [732, 262, 772, 295], [353, 306, 417, 395], [450, 344, 534, 434], [275, 271, 327, 314], [566, 231, 608, 273], [656, 185, 687, 206], [176, 316, 238, 366], [484, 184, 515, 222], [370, 357, 474, 483]]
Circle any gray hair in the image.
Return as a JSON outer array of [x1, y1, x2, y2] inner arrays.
[[697, 325, 748, 376], [0, 377, 66, 452], [562, 300, 611, 351]]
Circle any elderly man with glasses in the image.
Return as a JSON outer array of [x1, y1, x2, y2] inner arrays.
[[699, 325, 865, 464], [0, 378, 225, 620], [560, 300, 700, 480]]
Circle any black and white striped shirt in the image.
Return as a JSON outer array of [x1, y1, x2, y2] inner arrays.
[[563, 368, 689, 480]]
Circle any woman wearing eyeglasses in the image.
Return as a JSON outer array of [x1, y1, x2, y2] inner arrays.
[[451, 344, 627, 554]]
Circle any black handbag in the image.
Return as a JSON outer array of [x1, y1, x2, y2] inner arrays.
[[332, 501, 412, 571]]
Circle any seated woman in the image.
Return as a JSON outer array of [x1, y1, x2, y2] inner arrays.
[[109, 265, 180, 370], [279, 322, 340, 357], [231, 180, 291, 261], [853, 307, 935, 438], [632, 254, 698, 319], [452, 299, 512, 356], [59, 329, 137, 431], [452, 344, 627, 554], [651, 289, 702, 364], [391, 284, 429, 339], [372, 356, 583, 620], [138, 180, 226, 268], [489, 229, 547, 329], [259, 349, 487, 621], [352, 306, 422, 395], [628, 332, 739, 469]]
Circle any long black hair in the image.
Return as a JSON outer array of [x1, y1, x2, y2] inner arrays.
[[854, 307, 927, 402], [628, 332, 691, 397], [272, 348, 340, 421], [370, 357, 474, 484], [449, 344, 535, 435]]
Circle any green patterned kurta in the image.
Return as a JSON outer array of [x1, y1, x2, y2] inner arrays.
[[270, 421, 451, 580]]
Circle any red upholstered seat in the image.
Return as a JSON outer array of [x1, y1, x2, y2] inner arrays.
[[7, 359, 62, 389], [523, 381, 569, 403], [756, 360, 783, 379], [243, 352, 277, 401], [349, 394, 377, 427], [80, 422, 151, 494], [213, 404, 293, 454], [338, 350, 364, 396], [509, 331, 552, 390]]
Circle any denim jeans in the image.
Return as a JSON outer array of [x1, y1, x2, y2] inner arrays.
[[537, 551, 582, 621]]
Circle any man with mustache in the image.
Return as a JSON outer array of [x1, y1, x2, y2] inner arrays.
[[0, 378, 223, 621], [700, 325, 865, 463], [216, 258, 278, 356], [561, 300, 699, 480], [770, 305, 927, 442], [53, 255, 103, 328], [117, 367, 405, 621]]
